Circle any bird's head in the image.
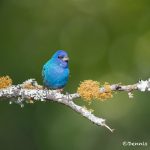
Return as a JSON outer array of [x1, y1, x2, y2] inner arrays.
[[51, 50, 69, 68]]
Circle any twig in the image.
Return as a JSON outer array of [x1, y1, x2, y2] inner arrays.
[[100, 79, 150, 93]]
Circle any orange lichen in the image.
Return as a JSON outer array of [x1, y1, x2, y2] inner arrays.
[[23, 83, 43, 89], [77, 80, 113, 102], [104, 82, 111, 92], [23, 83, 36, 89], [98, 83, 113, 101], [0, 76, 12, 89], [77, 80, 100, 101]]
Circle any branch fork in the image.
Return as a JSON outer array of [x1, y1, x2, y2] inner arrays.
[[0, 77, 150, 132]]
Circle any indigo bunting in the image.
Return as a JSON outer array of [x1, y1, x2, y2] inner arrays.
[[42, 50, 69, 90]]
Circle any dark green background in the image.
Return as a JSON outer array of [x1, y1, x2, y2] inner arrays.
[[0, 0, 150, 150]]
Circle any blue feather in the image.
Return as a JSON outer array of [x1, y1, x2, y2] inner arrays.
[[42, 50, 69, 89]]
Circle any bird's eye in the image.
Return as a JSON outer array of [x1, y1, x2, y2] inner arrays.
[[58, 55, 64, 59]]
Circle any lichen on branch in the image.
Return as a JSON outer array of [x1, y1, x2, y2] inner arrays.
[[0, 76, 12, 89], [77, 80, 113, 102], [0, 75, 150, 132]]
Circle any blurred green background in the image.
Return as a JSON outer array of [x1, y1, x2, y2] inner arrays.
[[0, 0, 150, 150]]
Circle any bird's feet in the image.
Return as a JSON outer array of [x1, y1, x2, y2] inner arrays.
[[43, 86, 64, 93]]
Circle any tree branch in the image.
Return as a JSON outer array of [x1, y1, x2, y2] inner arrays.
[[0, 78, 150, 132]]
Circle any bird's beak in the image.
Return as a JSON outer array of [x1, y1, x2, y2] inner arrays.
[[62, 56, 69, 62]]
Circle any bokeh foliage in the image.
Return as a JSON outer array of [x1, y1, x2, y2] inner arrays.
[[0, 0, 150, 150]]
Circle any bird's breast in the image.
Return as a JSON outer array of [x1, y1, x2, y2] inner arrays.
[[43, 62, 69, 89]]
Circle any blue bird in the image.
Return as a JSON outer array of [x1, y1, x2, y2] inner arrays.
[[42, 50, 70, 90]]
